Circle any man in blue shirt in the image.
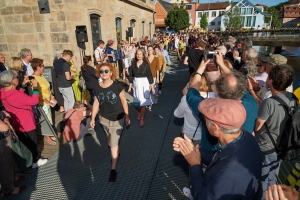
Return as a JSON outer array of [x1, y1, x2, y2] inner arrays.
[[159, 43, 171, 66], [173, 98, 262, 199]]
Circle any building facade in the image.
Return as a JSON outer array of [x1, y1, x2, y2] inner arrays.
[[0, 0, 155, 67], [196, 2, 229, 30], [155, 0, 173, 31], [280, 4, 300, 27]]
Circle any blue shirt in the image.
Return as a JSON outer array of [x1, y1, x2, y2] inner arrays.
[[160, 49, 171, 65], [186, 88, 258, 150]]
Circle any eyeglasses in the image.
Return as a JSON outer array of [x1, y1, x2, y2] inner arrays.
[[39, 64, 45, 68], [100, 69, 109, 74]]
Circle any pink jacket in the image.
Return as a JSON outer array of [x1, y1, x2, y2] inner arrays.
[[0, 88, 39, 132]]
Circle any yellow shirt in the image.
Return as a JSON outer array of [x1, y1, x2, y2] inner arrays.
[[32, 75, 51, 105]]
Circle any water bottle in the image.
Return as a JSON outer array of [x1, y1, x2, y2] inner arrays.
[[112, 51, 116, 62]]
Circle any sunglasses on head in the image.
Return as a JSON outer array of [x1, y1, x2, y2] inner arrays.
[[100, 69, 110, 74]]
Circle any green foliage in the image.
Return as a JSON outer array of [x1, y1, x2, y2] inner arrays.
[[165, 5, 190, 31], [223, 4, 242, 30], [200, 13, 208, 29], [264, 6, 282, 28]]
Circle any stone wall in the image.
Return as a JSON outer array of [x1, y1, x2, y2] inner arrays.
[[0, 0, 155, 67]]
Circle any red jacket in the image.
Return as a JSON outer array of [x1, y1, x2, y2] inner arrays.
[[0, 88, 39, 132]]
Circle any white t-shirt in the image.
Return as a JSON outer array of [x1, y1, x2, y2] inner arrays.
[[94, 47, 104, 63], [174, 92, 217, 140], [23, 60, 33, 76], [254, 72, 268, 88]]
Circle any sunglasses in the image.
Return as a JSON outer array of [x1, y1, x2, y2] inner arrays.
[[100, 69, 110, 74]]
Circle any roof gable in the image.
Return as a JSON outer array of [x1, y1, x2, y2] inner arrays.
[[234, 0, 264, 15], [157, 0, 174, 13], [196, 2, 228, 11]]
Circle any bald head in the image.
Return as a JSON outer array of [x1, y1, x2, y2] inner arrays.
[[215, 71, 247, 100]]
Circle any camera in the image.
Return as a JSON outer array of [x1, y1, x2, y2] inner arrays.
[[204, 51, 217, 61], [28, 76, 35, 80]]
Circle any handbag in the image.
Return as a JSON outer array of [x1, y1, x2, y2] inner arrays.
[[9, 125, 33, 171]]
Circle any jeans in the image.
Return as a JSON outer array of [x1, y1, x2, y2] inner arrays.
[[0, 136, 14, 193], [88, 89, 95, 105], [261, 152, 281, 192], [59, 87, 75, 112]]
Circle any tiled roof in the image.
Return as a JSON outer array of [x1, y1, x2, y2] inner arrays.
[[196, 2, 228, 11], [158, 0, 174, 12]]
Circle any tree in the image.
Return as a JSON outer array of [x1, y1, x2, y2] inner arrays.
[[165, 5, 190, 31], [264, 6, 282, 28], [223, 3, 242, 30], [200, 13, 208, 30]]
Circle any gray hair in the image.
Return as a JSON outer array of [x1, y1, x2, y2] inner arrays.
[[18, 48, 31, 59], [243, 38, 253, 49], [244, 48, 257, 61], [208, 119, 241, 134], [215, 71, 247, 100], [0, 70, 17, 87]]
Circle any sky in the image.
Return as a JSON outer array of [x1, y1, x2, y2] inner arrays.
[[165, 0, 288, 7]]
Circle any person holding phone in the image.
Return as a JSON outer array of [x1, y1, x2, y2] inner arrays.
[[0, 70, 48, 168], [90, 63, 130, 182], [128, 49, 154, 127]]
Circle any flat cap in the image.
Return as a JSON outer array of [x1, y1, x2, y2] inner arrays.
[[198, 98, 246, 130]]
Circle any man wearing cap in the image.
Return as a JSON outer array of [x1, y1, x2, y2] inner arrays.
[[173, 98, 263, 199], [186, 55, 258, 150]]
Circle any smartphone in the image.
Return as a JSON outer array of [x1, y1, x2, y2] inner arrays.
[[28, 76, 35, 80]]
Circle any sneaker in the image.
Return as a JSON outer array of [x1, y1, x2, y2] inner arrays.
[[109, 169, 117, 182], [183, 187, 194, 200], [32, 158, 48, 168], [158, 90, 162, 95], [148, 106, 152, 111]]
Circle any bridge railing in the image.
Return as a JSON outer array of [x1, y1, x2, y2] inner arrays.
[[212, 28, 300, 38]]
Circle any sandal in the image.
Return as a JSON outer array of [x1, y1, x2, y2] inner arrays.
[[44, 137, 56, 145], [50, 136, 57, 141], [4, 186, 26, 197]]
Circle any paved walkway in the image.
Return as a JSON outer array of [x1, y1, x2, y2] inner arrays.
[[7, 53, 192, 200]]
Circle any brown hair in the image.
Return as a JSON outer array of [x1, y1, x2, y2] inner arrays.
[[190, 73, 211, 92], [10, 57, 23, 72], [81, 55, 92, 72], [31, 58, 44, 71], [74, 101, 84, 109], [96, 63, 117, 80], [62, 50, 73, 57], [135, 49, 147, 62]]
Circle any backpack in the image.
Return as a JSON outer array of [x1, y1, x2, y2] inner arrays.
[[265, 94, 300, 161]]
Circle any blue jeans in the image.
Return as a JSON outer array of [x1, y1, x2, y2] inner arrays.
[[261, 152, 281, 192], [59, 87, 75, 112], [88, 89, 95, 105]]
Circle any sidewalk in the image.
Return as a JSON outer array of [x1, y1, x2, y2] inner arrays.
[[6, 52, 192, 200]]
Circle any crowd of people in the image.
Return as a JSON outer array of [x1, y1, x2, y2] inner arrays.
[[0, 30, 299, 199]]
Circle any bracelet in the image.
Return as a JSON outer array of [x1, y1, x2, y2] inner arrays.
[[196, 72, 202, 76]]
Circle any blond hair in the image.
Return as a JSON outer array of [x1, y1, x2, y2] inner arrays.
[[10, 57, 23, 72]]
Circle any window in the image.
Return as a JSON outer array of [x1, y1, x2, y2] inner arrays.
[[211, 22, 215, 26], [197, 21, 200, 25], [219, 11, 224, 16], [186, 5, 192, 10], [212, 11, 216, 17], [241, 8, 246, 15], [241, 17, 245, 26], [198, 12, 202, 18], [246, 16, 252, 27], [252, 16, 256, 27], [149, 22, 152, 38], [130, 19, 136, 38], [246, 8, 253, 15], [90, 14, 102, 50], [115, 17, 122, 44], [204, 12, 208, 17]]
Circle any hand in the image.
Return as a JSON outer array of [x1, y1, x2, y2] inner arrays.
[[125, 116, 130, 126], [197, 59, 210, 73], [156, 79, 159, 84], [265, 184, 297, 200], [90, 119, 95, 129], [249, 76, 259, 90], [22, 76, 30, 85], [173, 134, 201, 166], [151, 87, 155, 95], [215, 50, 224, 67], [128, 87, 131, 93], [30, 78, 37, 87]]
